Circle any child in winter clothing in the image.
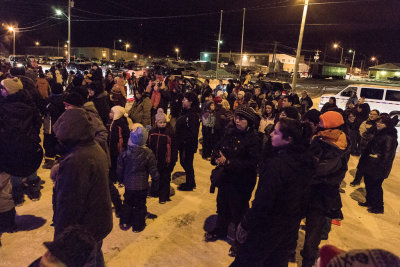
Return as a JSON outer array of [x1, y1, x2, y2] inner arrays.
[[117, 125, 159, 232], [148, 109, 177, 203], [201, 101, 217, 159]]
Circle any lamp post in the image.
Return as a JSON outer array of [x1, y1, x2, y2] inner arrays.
[[35, 41, 40, 46], [371, 57, 379, 66], [8, 26, 16, 56], [125, 43, 130, 59], [349, 49, 356, 76], [291, 0, 309, 90], [113, 39, 122, 60], [55, 0, 73, 63], [175, 48, 179, 60], [333, 43, 344, 64], [216, 10, 223, 79]]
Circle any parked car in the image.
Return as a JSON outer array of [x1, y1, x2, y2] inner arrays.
[[319, 84, 400, 125], [9, 55, 30, 67], [181, 66, 198, 76]]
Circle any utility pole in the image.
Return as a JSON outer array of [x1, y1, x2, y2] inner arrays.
[[239, 8, 246, 79], [216, 10, 223, 79], [292, 0, 309, 90], [67, 0, 73, 63], [323, 43, 327, 64], [272, 41, 278, 78], [58, 40, 60, 56]]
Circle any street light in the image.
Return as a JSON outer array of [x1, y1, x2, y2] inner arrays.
[[7, 26, 16, 56], [125, 43, 130, 59], [175, 48, 179, 60], [333, 43, 344, 64], [55, 0, 73, 63], [113, 39, 122, 60], [349, 49, 356, 76], [371, 57, 379, 66], [35, 41, 40, 46]]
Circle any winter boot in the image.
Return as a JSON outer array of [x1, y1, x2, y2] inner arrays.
[[119, 204, 132, 230], [25, 178, 42, 201], [42, 159, 55, 169], [12, 186, 25, 206], [131, 207, 146, 232]]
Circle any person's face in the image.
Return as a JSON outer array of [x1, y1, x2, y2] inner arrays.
[[109, 110, 114, 120], [93, 65, 98, 70], [357, 106, 362, 113], [107, 74, 113, 81], [88, 88, 95, 97], [274, 91, 280, 97], [369, 111, 379, 121], [376, 120, 387, 131], [255, 88, 260, 96], [135, 91, 142, 100], [238, 94, 243, 100], [282, 98, 291, 108], [235, 115, 248, 131], [348, 102, 355, 109], [265, 105, 272, 114], [301, 92, 307, 98], [156, 119, 167, 128], [210, 103, 215, 111], [219, 81, 223, 86], [279, 111, 287, 119], [329, 98, 334, 104], [304, 118, 318, 134], [348, 113, 356, 123], [182, 97, 192, 109], [39, 251, 67, 267], [271, 122, 290, 147]]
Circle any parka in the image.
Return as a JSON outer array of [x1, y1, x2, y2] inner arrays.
[[175, 108, 200, 153], [128, 93, 152, 127]]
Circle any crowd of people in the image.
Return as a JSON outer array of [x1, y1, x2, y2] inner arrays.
[[0, 60, 399, 266]]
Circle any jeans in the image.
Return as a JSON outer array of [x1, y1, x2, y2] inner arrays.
[[364, 175, 384, 209]]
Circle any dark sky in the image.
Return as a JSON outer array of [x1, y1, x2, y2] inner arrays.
[[1, 0, 400, 66]]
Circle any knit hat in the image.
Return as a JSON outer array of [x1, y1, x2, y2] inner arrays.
[[52, 83, 64, 94], [129, 125, 148, 146], [64, 92, 85, 107], [304, 109, 321, 126], [213, 96, 222, 104], [111, 105, 126, 121], [155, 108, 167, 123], [320, 111, 344, 129], [1, 77, 23, 95], [235, 105, 256, 124]]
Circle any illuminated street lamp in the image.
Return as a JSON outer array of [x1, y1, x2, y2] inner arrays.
[[125, 43, 130, 58], [113, 39, 122, 60], [333, 43, 344, 64], [175, 48, 179, 60], [349, 49, 356, 76], [371, 57, 379, 66], [55, 0, 73, 63], [8, 26, 16, 56]]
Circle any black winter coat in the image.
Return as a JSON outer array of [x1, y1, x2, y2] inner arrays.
[[108, 117, 130, 158], [0, 91, 42, 144], [46, 93, 65, 131], [148, 124, 177, 169], [241, 144, 314, 233], [53, 108, 113, 241], [90, 92, 110, 127], [175, 108, 200, 153], [200, 85, 212, 103], [358, 127, 398, 179], [170, 91, 183, 118]]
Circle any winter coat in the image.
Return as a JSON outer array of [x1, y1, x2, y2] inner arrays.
[[241, 144, 313, 234], [116, 144, 160, 191], [212, 126, 261, 195], [53, 108, 113, 241], [358, 127, 398, 179], [307, 129, 350, 217], [36, 77, 51, 99], [128, 95, 152, 127], [170, 91, 183, 118], [91, 68, 103, 81], [105, 79, 115, 94], [175, 108, 200, 153], [90, 91, 110, 127], [0, 172, 14, 213], [343, 120, 358, 155], [43, 93, 65, 135], [0, 90, 42, 144], [148, 124, 177, 169], [253, 93, 265, 110], [18, 75, 40, 106], [109, 117, 130, 158], [201, 85, 213, 103]]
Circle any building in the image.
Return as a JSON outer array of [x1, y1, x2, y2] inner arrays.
[[368, 63, 400, 80], [199, 51, 309, 73], [25, 46, 141, 61]]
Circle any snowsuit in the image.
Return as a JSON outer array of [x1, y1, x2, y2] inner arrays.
[[232, 145, 314, 267], [357, 127, 397, 210], [175, 108, 200, 189], [53, 108, 112, 266], [148, 124, 177, 202], [211, 125, 260, 241], [117, 143, 160, 231], [302, 129, 349, 267]]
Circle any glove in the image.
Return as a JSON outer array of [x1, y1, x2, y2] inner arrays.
[[236, 223, 248, 244]]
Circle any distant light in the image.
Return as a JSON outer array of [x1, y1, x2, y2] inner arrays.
[[102, 52, 106, 57], [8, 26, 14, 32], [118, 39, 122, 42], [16, 63, 23, 67], [175, 48, 179, 53], [108, 65, 112, 68], [243, 55, 248, 60], [64, 44, 67, 48], [349, 49, 353, 53], [125, 43, 130, 48], [134, 55, 137, 59], [219, 40, 223, 44], [381, 71, 387, 75], [204, 53, 209, 57], [333, 43, 338, 48], [55, 9, 62, 16], [371, 57, 376, 61], [35, 41, 39, 46], [395, 72, 400, 76]]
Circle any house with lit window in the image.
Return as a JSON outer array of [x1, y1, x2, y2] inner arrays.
[[368, 63, 400, 80]]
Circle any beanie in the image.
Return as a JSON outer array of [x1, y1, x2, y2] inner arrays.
[[129, 126, 148, 147], [304, 109, 321, 126], [155, 108, 167, 123], [235, 105, 256, 124], [52, 83, 64, 94], [320, 111, 344, 129], [1, 77, 23, 95], [64, 92, 85, 107], [213, 96, 222, 104], [111, 105, 126, 121]]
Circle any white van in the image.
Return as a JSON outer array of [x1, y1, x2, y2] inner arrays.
[[319, 84, 400, 117]]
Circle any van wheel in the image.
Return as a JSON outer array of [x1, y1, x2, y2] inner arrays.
[[389, 111, 400, 127]]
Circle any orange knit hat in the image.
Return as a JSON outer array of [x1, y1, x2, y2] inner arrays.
[[320, 111, 344, 129]]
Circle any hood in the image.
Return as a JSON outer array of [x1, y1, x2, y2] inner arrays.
[[53, 108, 95, 146], [111, 105, 126, 120], [128, 126, 148, 147], [83, 101, 98, 114], [316, 129, 348, 150]]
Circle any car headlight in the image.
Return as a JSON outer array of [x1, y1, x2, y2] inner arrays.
[[109, 65, 112, 68], [17, 63, 23, 67]]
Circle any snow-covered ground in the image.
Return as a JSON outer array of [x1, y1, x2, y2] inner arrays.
[[1, 98, 399, 267]]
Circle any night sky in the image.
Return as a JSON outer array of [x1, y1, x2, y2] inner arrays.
[[1, 0, 400, 66]]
